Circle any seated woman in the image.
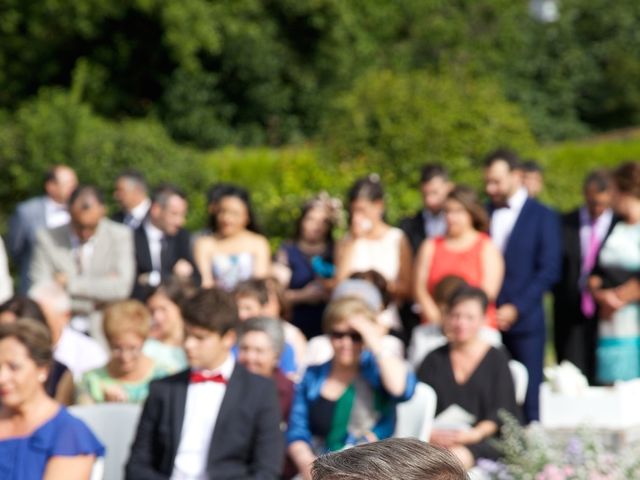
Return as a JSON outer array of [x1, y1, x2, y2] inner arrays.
[[287, 297, 416, 480], [144, 278, 189, 373], [417, 285, 520, 469], [0, 295, 71, 401], [74, 300, 168, 404], [0, 319, 104, 479], [194, 184, 271, 291]]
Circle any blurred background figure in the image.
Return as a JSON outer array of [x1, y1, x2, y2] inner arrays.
[[400, 164, 453, 254], [8, 165, 78, 294], [29, 185, 135, 333], [273, 192, 340, 340], [0, 319, 104, 479], [335, 175, 413, 335], [132, 184, 195, 300], [112, 169, 151, 229], [144, 278, 189, 373], [0, 237, 12, 303], [287, 296, 416, 480], [194, 184, 270, 291], [417, 285, 520, 470], [589, 162, 640, 384], [520, 159, 544, 198], [71, 300, 168, 404], [554, 169, 616, 384], [414, 185, 504, 329]]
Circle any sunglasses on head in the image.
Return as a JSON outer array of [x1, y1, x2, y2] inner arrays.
[[329, 330, 363, 342]]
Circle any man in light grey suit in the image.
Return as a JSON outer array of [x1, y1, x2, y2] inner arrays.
[[29, 185, 135, 318], [7, 165, 78, 293]]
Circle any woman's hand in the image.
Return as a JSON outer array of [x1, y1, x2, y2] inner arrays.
[[430, 428, 482, 447], [593, 288, 625, 319], [348, 314, 385, 354], [103, 384, 128, 403]]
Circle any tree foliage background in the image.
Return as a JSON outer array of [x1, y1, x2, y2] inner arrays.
[[1, 0, 640, 239]]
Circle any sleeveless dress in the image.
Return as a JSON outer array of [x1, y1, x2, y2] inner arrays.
[[595, 222, 640, 383], [0, 407, 105, 479], [341, 227, 405, 330], [211, 252, 254, 291], [282, 242, 334, 339], [426, 233, 497, 329]]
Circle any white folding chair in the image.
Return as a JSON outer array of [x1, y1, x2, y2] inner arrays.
[[70, 403, 142, 480], [393, 382, 437, 441], [509, 359, 529, 406]]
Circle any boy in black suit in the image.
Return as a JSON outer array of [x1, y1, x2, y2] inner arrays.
[[126, 288, 283, 479]]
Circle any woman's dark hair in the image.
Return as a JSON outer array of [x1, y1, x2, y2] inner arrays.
[[0, 318, 53, 368], [612, 161, 640, 199], [0, 296, 47, 325], [215, 184, 262, 234], [149, 276, 196, 308], [347, 175, 384, 205], [293, 199, 336, 245], [447, 285, 489, 314], [446, 185, 490, 233]]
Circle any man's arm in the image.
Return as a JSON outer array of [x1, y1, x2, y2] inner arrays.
[[125, 382, 170, 480], [28, 229, 57, 288], [250, 379, 284, 479]]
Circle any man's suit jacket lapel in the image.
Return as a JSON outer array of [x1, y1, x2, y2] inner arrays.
[[503, 197, 533, 261], [170, 370, 190, 456], [135, 226, 153, 273], [207, 364, 244, 468]]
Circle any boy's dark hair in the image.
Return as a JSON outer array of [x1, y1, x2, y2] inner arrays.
[[447, 284, 489, 314], [311, 438, 468, 480], [420, 164, 449, 183], [234, 278, 270, 306], [180, 288, 238, 334]]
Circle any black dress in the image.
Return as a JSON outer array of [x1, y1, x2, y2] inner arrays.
[[417, 344, 521, 460]]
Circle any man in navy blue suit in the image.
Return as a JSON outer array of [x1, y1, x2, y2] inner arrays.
[[484, 149, 561, 423]]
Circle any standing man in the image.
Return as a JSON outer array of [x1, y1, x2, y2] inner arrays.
[[8, 165, 78, 293], [399, 164, 452, 254], [484, 149, 561, 423], [112, 169, 152, 229], [126, 288, 283, 479], [29, 185, 135, 328], [554, 170, 616, 383], [132, 184, 195, 300]]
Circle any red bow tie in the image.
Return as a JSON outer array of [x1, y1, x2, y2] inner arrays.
[[190, 371, 227, 385]]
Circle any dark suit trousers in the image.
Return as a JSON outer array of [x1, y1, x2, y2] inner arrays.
[[554, 312, 597, 384], [502, 328, 546, 423]]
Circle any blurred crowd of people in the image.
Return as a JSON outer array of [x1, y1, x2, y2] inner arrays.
[[0, 150, 638, 478]]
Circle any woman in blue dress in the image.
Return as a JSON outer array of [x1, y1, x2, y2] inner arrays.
[[274, 193, 342, 339], [0, 319, 104, 479], [590, 162, 640, 383]]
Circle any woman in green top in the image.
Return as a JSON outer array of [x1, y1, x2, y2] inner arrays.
[[76, 300, 168, 404]]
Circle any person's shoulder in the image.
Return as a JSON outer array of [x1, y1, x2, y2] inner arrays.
[[16, 195, 45, 214], [526, 197, 558, 217], [487, 345, 512, 365], [100, 218, 132, 237]]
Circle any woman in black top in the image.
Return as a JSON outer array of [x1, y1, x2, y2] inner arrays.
[[417, 285, 520, 469]]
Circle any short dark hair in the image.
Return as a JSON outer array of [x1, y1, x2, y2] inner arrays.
[[68, 185, 105, 208], [234, 278, 269, 306], [420, 164, 449, 183], [448, 284, 489, 314], [520, 159, 543, 174], [583, 168, 612, 192], [0, 318, 53, 368], [311, 438, 468, 480], [117, 169, 148, 192], [152, 183, 187, 207], [0, 296, 47, 325], [483, 148, 520, 170], [180, 288, 238, 334]]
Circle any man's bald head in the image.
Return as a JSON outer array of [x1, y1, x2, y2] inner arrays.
[[44, 165, 78, 204]]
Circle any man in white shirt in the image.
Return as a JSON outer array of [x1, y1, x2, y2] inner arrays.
[[29, 281, 107, 380], [127, 288, 283, 479], [7, 165, 78, 293], [112, 169, 152, 229]]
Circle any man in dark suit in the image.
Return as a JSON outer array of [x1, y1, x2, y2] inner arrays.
[[126, 288, 283, 479], [131, 184, 195, 300], [553, 170, 616, 384], [112, 169, 151, 229], [7, 165, 78, 293], [484, 149, 561, 423], [399, 164, 452, 254]]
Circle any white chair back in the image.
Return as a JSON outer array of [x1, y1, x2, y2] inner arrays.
[[393, 382, 437, 441], [70, 403, 142, 480], [509, 359, 529, 406]]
